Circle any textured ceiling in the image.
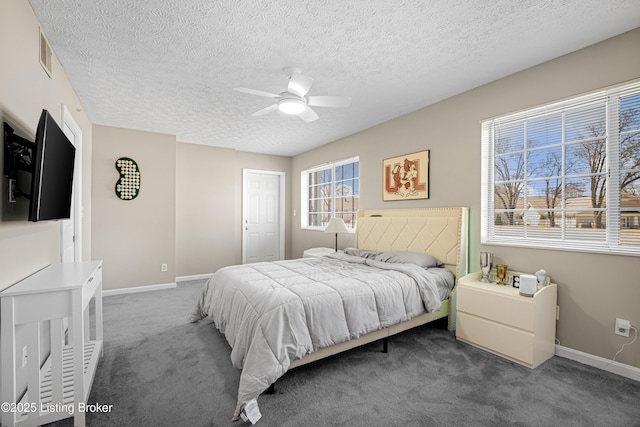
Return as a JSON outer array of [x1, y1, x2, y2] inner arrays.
[[29, 0, 640, 156]]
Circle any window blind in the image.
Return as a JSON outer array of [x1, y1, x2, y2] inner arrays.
[[481, 80, 640, 256]]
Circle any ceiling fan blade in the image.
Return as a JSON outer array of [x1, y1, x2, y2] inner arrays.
[[251, 104, 279, 116], [307, 95, 351, 108], [288, 73, 314, 97], [297, 106, 319, 122], [234, 87, 281, 98]]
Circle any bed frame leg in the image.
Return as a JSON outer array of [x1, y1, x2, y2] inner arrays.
[[382, 337, 388, 353], [263, 383, 275, 395]]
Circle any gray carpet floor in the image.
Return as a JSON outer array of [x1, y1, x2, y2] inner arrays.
[[47, 280, 640, 427]]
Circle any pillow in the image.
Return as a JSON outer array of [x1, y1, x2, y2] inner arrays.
[[343, 247, 381, 259], [372, 251, 444, 268]]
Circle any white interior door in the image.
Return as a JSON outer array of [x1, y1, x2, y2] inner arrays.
[[242, 169, 284, 264], [60, 105, 82, 263]]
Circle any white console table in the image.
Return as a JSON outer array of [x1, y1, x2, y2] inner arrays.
[[1, 261, 103, 427]]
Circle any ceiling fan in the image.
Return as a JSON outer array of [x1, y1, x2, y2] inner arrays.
[[234, 67, 351, 122]]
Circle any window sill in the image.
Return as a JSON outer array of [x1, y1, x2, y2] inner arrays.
[[481, 239, 640, 257], [301, 226, 356, 234]]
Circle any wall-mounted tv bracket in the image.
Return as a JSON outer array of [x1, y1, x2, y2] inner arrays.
[[3, 122, 34, 202]]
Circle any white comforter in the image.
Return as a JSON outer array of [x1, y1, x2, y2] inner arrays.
[[190, 253, 454, 420]]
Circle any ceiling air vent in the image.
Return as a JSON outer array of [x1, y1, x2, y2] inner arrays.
[[39, 28, 52, 77]]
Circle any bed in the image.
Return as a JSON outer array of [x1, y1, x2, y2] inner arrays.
[[190, 207, 468, 422]]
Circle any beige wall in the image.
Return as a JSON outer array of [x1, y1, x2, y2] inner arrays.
[[0, 1, 94, 395], [175, 143, 291, 277], [0, 1, 93, 291], [92, 137, 291, 284], [92, 125, 176, 290], [0, 1, 292, 293], [176, 143, 237, 276], [292, 28, 640, 368]]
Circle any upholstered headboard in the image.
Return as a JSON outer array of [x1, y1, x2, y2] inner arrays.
[[356, 207, 469, 279]]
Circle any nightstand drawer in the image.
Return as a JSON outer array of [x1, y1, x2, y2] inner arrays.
[[458, 284, 535, 331], [457, 312, 534, 366]]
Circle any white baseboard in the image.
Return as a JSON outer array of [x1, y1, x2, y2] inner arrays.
[[102, 282, 177, 296], [102, 275, 212, 296], [176, 274, 213, 283], [555, 344, 640, 382]]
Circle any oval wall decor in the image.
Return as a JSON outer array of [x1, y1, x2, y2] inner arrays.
[[115, 157, 141, 200]]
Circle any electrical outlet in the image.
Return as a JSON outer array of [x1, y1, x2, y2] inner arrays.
[[161, 263, 167, 272], [615, 318, 630, 337], [22, 345, 28, 368], [556, 305, 560, 320]]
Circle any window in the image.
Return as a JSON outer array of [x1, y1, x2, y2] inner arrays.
[[481, 81, 640, 256], [301, 157, 360, 230]]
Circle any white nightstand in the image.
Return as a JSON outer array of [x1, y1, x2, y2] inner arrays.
[[455, 272, 557, 368], [303, 247, 341, 258]]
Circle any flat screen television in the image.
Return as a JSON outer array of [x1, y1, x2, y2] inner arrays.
[[28, 109, 76, 222]]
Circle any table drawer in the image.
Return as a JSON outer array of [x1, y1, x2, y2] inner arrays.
[[457, 312, 534, 366], [458, 285, 534, 331], [83, 264, 103, 309]]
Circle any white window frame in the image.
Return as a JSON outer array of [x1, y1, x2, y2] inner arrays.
[[301, 156, 360, 231], [481, 80, 640, 256]]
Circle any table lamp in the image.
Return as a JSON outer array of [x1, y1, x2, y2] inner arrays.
[[324, 217, 349, 252]]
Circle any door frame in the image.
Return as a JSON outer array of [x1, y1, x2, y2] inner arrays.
[[242, 169, 285, 264], [61, 104, 82, 262]]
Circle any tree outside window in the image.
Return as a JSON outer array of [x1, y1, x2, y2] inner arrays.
[[483, 82, 640, 254], [302, 157, 360, 230]]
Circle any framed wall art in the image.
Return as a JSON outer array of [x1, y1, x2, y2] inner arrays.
[[382, 150, 429, 201], [115, 157, 141, 200]]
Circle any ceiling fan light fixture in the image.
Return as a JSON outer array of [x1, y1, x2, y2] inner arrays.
[[278, 98, 306, 115], [235, 68, 348, 122]]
